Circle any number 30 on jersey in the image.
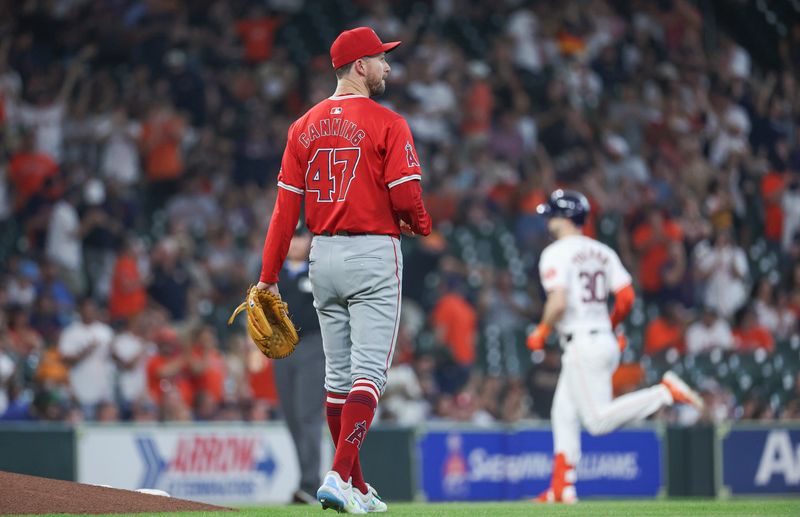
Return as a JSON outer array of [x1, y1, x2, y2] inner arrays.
[[305, 147, 361, 203]]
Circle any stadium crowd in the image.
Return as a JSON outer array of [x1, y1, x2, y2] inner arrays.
[[0, 0, 798, 426]]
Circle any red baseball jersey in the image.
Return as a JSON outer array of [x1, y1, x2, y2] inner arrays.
[[277, 93, 422, 235]]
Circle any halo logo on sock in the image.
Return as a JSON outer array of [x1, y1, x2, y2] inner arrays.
[[345, 420, 367, 449]]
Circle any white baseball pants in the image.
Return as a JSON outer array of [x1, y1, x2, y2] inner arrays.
[[551, 328, 672, 465]]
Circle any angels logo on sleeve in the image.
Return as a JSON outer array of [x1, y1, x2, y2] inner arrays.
[[405, 141, 420, 168]]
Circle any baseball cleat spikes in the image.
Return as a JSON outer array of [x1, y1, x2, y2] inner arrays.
[[319, 495, 345, 513]]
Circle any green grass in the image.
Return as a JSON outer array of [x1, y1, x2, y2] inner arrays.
[[16, 499, 800, 517]]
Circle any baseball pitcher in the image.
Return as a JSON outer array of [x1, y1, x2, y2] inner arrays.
[[257, 27, 432, 514], [527, 190, 703, 504]]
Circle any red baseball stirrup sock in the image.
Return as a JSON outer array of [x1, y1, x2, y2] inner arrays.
[[331, 379, 379, 486], [350, 457, 368, 494], [325, 390, 368, 491], [325, 390, 346, 445]]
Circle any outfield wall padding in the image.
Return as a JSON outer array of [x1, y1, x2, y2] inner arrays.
[[0, 423, 75, 481]]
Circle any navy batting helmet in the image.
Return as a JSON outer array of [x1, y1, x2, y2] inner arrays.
[[536, 189, 590, 226]]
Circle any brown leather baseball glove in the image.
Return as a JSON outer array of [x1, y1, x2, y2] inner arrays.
[[228, 286, 299, 359]]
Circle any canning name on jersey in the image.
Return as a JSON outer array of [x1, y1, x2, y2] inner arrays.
[[277, 93, 422, 236], [539, 235, 632, 334]]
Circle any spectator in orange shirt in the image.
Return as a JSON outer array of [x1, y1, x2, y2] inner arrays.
[[431, 282, 477, 368], [644, 302, 687, 356], [188, 325, 226, 404], [236, 6, 281, 63], [108, 237, 146, 323], [146, 327, 193, 407], [430, 279, 478, 394], [140, 101, 186, 182], [35, 342, 69, 387], [761, 168, 786, 244], [248, 351, 279, 406], [632, 208, 684, 302], [140, 101, 186, 217], [734, 306, 775, 353], [8, 132, 58, 214], [461, 62, 494, 144]]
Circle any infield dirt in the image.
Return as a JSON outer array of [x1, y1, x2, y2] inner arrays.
[[0, 470, 235, 514]]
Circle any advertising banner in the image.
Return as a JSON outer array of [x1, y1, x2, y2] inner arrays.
[[418, 427, 662, 501], [77, 423, 331, 505], [721, 427, 800, 495]]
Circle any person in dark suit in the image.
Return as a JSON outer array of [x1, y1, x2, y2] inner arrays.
[[275, 231, 325, 504]]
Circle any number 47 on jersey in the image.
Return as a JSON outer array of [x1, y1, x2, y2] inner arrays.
[[305, 147, 361, 203]]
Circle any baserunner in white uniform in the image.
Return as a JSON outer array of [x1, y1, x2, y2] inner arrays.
[[526, 189, 703, 504]]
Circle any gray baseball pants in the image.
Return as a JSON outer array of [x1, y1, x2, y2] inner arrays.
[[309, 234, 403, 395]]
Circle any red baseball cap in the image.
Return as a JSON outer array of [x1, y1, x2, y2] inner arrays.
[[330, 27, 401, 69]]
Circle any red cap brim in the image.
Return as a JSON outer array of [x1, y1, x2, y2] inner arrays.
[[380, 41, 402, 54]]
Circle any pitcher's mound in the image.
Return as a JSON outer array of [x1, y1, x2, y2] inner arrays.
[[0, 471, 235, 515]]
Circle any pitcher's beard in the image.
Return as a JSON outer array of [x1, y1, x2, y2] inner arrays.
[[367, 77, 386, 97]]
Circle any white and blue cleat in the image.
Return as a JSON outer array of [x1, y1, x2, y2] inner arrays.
[[354, 483, 388, 513], [317, 471, 367, 514]]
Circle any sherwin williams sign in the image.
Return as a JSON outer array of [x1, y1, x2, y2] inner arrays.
[[418, 428, 662, 501]]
